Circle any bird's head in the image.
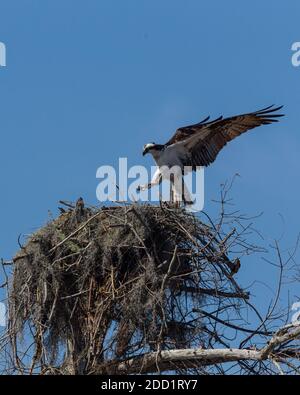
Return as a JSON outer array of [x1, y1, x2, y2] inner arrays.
[[142, 142, 156, 156]]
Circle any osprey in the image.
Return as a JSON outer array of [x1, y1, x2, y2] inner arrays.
[[138, 105, 284, 204]]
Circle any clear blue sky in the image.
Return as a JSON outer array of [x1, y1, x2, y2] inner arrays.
[[0, 1, 299, 328]]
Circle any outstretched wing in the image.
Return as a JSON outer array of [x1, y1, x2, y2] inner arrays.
[[166, 115, 223, 146], [167, 105, 284, 167]]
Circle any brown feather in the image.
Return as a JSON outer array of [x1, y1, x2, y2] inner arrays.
[[167, 105, 284, 167]]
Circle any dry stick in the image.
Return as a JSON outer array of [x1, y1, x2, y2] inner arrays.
[[128, 224, 153, 262], [110, 268, 116, 300], [171, 213, 238, 274], [52, 251, 81, 265], [59, 200, 76, 209], [193, 309, 273, 336], [270, 358, 284, 375], [0, 259, 9, 289], [240, 244, 285, 349], [220, 228, 236, 246], [1, 260, 13, 266], [180, 286, 249, 300], [49, 211, 103, 253], [130, 206, 161, 264], [155, 245, 178, 373], [61, 289, 89, 300]]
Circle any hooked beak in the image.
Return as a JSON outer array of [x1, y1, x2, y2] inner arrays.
[[142, 148, 148, 156]]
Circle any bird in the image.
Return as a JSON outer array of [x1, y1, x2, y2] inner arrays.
[[138, 105, 284, 205]]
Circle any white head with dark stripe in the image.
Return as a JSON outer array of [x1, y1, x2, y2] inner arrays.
[[142, 142, 164, 156]]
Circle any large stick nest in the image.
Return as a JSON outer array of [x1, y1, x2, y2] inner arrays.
[[9, 201, 243, 374]]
